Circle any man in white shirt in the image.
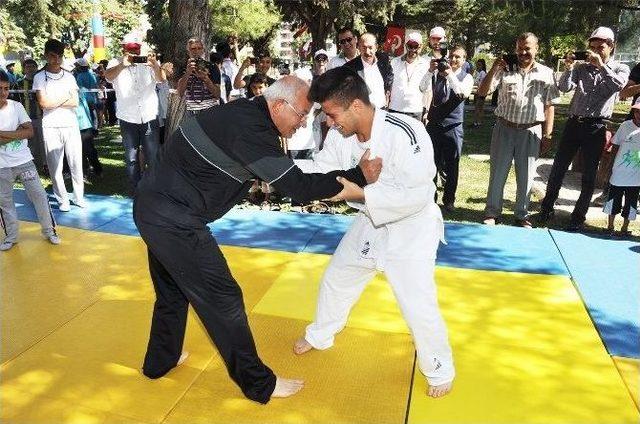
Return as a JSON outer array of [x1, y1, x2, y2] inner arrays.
[[0, 70, 60, 250], [105, 34, 165, 194], [344, 33, 393, 109], [420, 46, 474, 211], [32, 39, 84, 212], [389, 32, 431, 120], [327, 27, 360, 70], [293, 66, 455, 399], [217, 41, 241, 100]]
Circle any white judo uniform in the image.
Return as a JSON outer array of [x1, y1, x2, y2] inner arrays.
[[296, 108, 455, 386]]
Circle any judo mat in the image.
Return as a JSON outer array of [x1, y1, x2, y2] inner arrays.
[[2, 189, 639, 423]]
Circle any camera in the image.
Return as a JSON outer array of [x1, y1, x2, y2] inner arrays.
[[436, 43, 449, 72], [249, 57, 259, 66], [502, 53, 519, 72], [195, 57, 211, 72], [131, 55, 148, 64], [572, 50, 589, 61]]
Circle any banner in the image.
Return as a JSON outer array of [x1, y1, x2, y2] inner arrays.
[[383, 26, 405, 57]]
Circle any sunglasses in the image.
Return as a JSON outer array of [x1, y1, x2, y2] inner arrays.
[[339, 37, 354, 45], [406, 42, 420, 50], [315, 55, 328, 62]]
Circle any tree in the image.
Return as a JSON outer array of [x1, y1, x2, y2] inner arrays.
[[210, 0, 281, 44], [163, 0, 211, 140], [275, 0, 400, 54], [0, 7, 27, 53]]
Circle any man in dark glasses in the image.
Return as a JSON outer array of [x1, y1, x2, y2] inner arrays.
[[327, 27, 360, 70], [389, 32, 430, 121]]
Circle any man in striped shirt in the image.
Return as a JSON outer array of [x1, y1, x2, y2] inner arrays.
[[176, 38, 221, 114], [477, 32, 560, 227], [539, 26, 630, 232]]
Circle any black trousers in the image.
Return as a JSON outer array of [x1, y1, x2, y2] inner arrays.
[[427, 123, 462, 205], [80, 128, 102, 175], [133, 198, 276, 404], [541, 117, 606, 224]]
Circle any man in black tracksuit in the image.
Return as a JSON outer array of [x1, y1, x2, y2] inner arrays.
[[133, 76, 380, 403]]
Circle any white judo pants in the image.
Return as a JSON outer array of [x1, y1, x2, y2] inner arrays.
[[43, 125, 84, 205], [305, 213, 455, 386]]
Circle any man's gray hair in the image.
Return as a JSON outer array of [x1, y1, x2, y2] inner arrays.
[[262, 75, 309, 104]]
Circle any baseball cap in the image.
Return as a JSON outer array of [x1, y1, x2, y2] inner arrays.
[[631, 97, 640, 110], [75, 57, 90, 67], [588, 26, 615, 42], [314, 49, 329, 60], [406, 32, 423, 45], [121, 33, 142, 46], [429, 26, 446, 40]]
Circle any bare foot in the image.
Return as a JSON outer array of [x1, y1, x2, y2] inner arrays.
[[293, 338, 314, 355], [271, 377, 304, 398], [177, 351, 189, 366], [427, 381, 453, 398]]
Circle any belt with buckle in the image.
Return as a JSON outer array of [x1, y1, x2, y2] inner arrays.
[[570, 115, 605, 123], [498, 117, 541, 130]]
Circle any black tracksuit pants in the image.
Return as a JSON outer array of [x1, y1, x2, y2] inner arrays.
[[427, 123, 462, 206], [133, 199, 276, 404]]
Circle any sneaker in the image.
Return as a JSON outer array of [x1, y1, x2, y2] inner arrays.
[[59, 202, 71, 212], [0, 240, 16, 251], [73, 198, 87, 208], [47, 234, 61, 245], [483, 216, 496, 225], [516, 218, 533, 229]]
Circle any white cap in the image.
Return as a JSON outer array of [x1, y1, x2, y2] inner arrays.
[[589, 26, 615, 42], [75, 57, 90, 67], [314, 49, 329, 59], [406, 32, 423, 45], [429, 26, 446, 40], [121, 33, 142, 46], [632, 97, 640, 110]]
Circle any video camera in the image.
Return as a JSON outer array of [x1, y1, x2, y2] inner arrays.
[[131, 53, 163, 64], [502, 53, 518, 72]]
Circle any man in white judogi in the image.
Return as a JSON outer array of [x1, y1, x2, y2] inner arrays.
[[293, 66, 455, 397]]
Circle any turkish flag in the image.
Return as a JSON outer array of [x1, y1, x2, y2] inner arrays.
[[383, 26, 405, 57]]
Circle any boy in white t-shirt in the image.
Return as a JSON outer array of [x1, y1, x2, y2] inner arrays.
[[603, 98, 640, 236], [33, 39, 84, 212], [0, 70, 60, 251]]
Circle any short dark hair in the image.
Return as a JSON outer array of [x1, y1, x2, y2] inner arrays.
[[216, 41, 231, 58], [249, 73, 268, 86], [256, 51, 271, 60], [0, 70, 9, 83], [23, 58, 37, 67], [209, 52, 223, 64], [517, 32, 538, 44], [338, 27, 357, 37], [44, 39, 65, 56], [308, 66, 370, 108]]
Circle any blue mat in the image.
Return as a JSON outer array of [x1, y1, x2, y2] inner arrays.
[[550, 230, 640, 359]]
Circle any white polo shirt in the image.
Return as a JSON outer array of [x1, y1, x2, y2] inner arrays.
[[389, 55, 431, 113], [107, 59, 159, 124]]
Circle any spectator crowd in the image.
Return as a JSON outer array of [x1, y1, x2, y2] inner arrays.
[[1, 23, 639, 251]]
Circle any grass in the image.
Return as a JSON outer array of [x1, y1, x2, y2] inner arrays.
[[24, 97, 636, 237]]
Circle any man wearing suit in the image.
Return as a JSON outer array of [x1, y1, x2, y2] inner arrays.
[[345, 33, 393, 109]]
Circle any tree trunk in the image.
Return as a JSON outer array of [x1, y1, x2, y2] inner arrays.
[[164, 0, 211, 141]]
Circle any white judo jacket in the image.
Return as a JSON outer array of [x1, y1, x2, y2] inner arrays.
[[297, 108, 444, 264]]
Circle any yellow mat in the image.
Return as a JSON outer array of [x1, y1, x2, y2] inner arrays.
[[613, 356, 639, 410], [164, 314, 415, 424], [3, 222, 638, 423]]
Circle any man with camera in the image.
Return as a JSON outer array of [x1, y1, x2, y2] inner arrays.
[[104, 34, 165, 194], [539, 26, 630, 232], [177, 37, 221, 114], [233, 52, 277, 96], [477, 32, 560, 228], [420, 45, 474, 212]]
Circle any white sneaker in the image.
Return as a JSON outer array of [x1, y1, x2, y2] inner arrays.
[[73, 199, 87, 208], [0, 240, 16, 251], [59, 202, 71, 212], [47, 234, 61, 245]]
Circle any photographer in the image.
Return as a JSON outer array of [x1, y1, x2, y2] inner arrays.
[[233, 52, 277, 95], [104, 34, 165, 194], [177, 38, 221, 114], [539, 26, 630, 232], [420, 46, 474, 212], [477, 32, 560, 228]]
